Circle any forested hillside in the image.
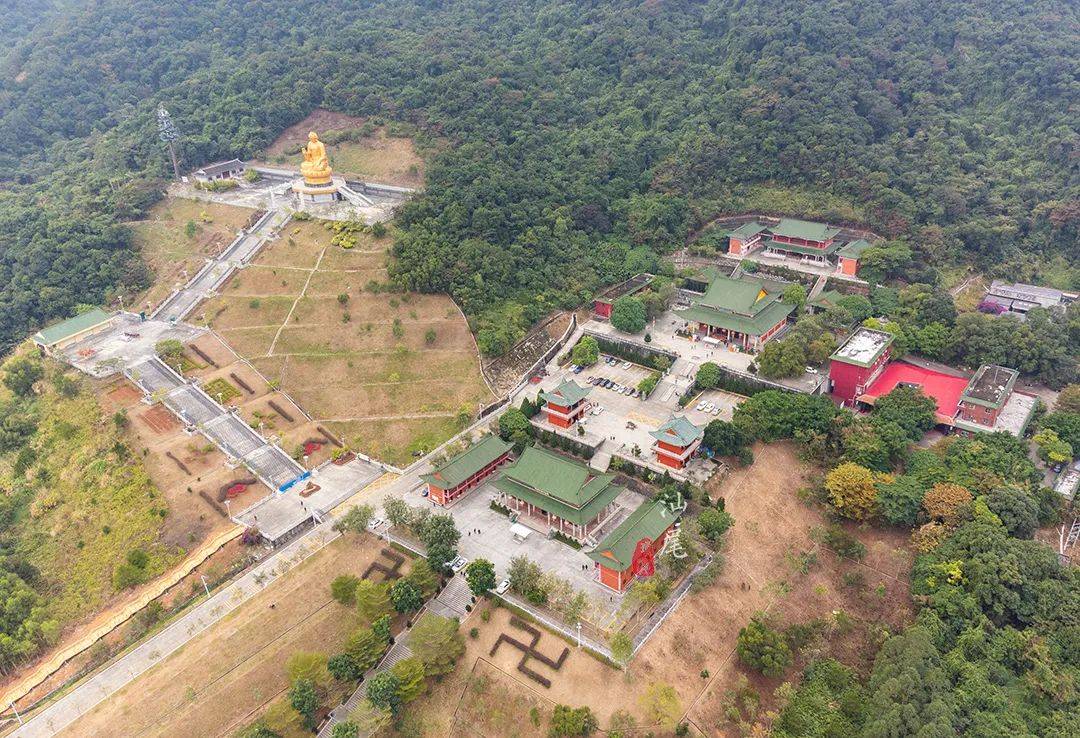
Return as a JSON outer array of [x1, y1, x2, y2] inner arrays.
[[0, 0, 1076, 356]]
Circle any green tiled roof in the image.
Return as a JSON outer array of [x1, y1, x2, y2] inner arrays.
[[677, 299, 794, 337], [809, 290, 845, 309], [649, 415, 703, 447], [770, 218, 841, 243], [587, 501, 679, 570], [726, 222, 768, 239], [697, 275, 776, 315], [492, 446, 620, 526], [836, 239, 873, 259], [420, 435, 511, 489], [32, 308, 113, 346], [763, 239, 841, 257], [541, 380, 590, 407]]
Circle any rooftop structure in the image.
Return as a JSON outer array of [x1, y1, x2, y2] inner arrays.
[[859, 361, 970, 423], [593, 273, 655, 319], [725, 222, 770, 240], [587, 500, 679, 591], [540, 379, 591, 408], [676, 274, 794, 351], [492, 446, 622, 540], [650, 415, 704, 470], [986, 280, 1075, 311], [960, 365, 1018, 410], [770, 218, 842, 243], [192, 158, 245, 181], [32, 308, 116, 353], [420, 435, 513, 506], [831, 327, 894, 368]]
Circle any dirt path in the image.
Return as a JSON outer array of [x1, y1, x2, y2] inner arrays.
[[265, 246, 325, 357]]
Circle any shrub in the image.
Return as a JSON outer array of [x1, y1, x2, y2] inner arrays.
[[736, 616, 792, 677], [331, 574, 361, 606]]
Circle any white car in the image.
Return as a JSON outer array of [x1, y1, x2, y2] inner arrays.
[[621, 361, 632, 369], [367, 517, 385, 531], [593, 406, 605, 416], [495, 578, 511, 595], [806, 366, 819, 374], [696, 401, 707, 411], [711, 407, 721, 416], [450, 556, 468, 574]]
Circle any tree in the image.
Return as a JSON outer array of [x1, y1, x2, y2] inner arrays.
[[508, 556, 543, 598], [549, 704, 598, 737], [328, 653, 364, 682], [606, 710, 637, 738], [697, 508, 734, 542], [1033, 428, 1072, 464], [498, 407, 531, 447], [922, 482, 973, 525], [390, 656, 426, 704], [876, 475, 925, 527], [464, 558, 496, 596], [409, 613, 464, 676], [390, 577, 423, 613], [285, 651, 330, 689], [608, 631, 633, 668], [345, 627, 388, 673], [2, 356, 42, 397], [354, 580, 392, 624], [237, 724, 282, 738], [610, 296, 647, 333], [571, 336, 599, 367], [424, 328, 437, 345], [783, 283, 807, 314], [330, 721, 359, 738], [366, 670, 402, 714], [1055, 384, 1080, 414], [154, 339, 184, 360], [406, 558, 439, 598], [983, 486, 1039, 539], [331, 574, 361, 606], [1040, 411, 1080, 452], [736, 616, 792, 678], [872, 386, 937, 441], [348, 700, 391, 734], [695, 362, 721, 390], [638, 682, 682, 730], [757, 339, 806, 379], [333, 504, 373, 536], [702, 420, 746, 456], [824, 462, 879, 520], [863, 627, 957, 737], [419, 514, 460, 572], [288, 678, 320, 731], [384, 497, 410, 528]]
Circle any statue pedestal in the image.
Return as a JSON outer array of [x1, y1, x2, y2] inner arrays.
[[292, 177, 341, 205]]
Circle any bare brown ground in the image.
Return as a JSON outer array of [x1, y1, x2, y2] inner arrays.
[[139, 404, 179, 435], [127, 199, 254, 313], [483, 311, 573, 396], [58, 534, 407, 738]]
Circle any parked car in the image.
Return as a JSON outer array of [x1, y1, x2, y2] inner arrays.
[[621, 361, 632, 369], [806, 366, 819, 374], [450, 556, 468, 574], [573, 365, 585, 374], [696, 402, 707, 411], [1052, 462, 1065, 473], [367, 517, 386, 531], [711, 407, 721, 416], [495, 578, 511, 595]]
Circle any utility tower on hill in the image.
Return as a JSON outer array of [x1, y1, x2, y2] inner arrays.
[[157, 104, 181, 180]]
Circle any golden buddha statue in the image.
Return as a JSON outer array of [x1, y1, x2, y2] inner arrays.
[[299, 131, 333, 185]]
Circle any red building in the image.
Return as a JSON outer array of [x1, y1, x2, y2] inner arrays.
[[587, 500, 679, 592], [592, 273, 654, 319], [726, 222, 768, 256], [649, 415, 703, 469], [420, 435, 513, 506], [828, 328, 895, 404], [540, 380, 591, 428]]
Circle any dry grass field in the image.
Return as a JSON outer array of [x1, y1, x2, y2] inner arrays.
[[195, 219, 494, 466], [127, 198, 255, 313], [57, 534, 405, 738]]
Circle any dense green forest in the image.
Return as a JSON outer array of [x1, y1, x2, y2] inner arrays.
[[0, 0, 1076, 361]]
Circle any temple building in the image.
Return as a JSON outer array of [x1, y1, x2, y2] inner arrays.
[[420, 435, 512, 507], [492, 446, 621, 544], [540, 380, 591, 428], [32, 308, 117, 357], [587, 500, 679, 592], [676, 273, 794, 351], [828, 327, 895, 404], [192, 158, 245, 184], [650, 415, 703, 469], [592, 273, 654, 319], [724, 218, 875, 277]]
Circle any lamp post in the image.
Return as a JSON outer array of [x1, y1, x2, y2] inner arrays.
[[200, 574, 211, 598]]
